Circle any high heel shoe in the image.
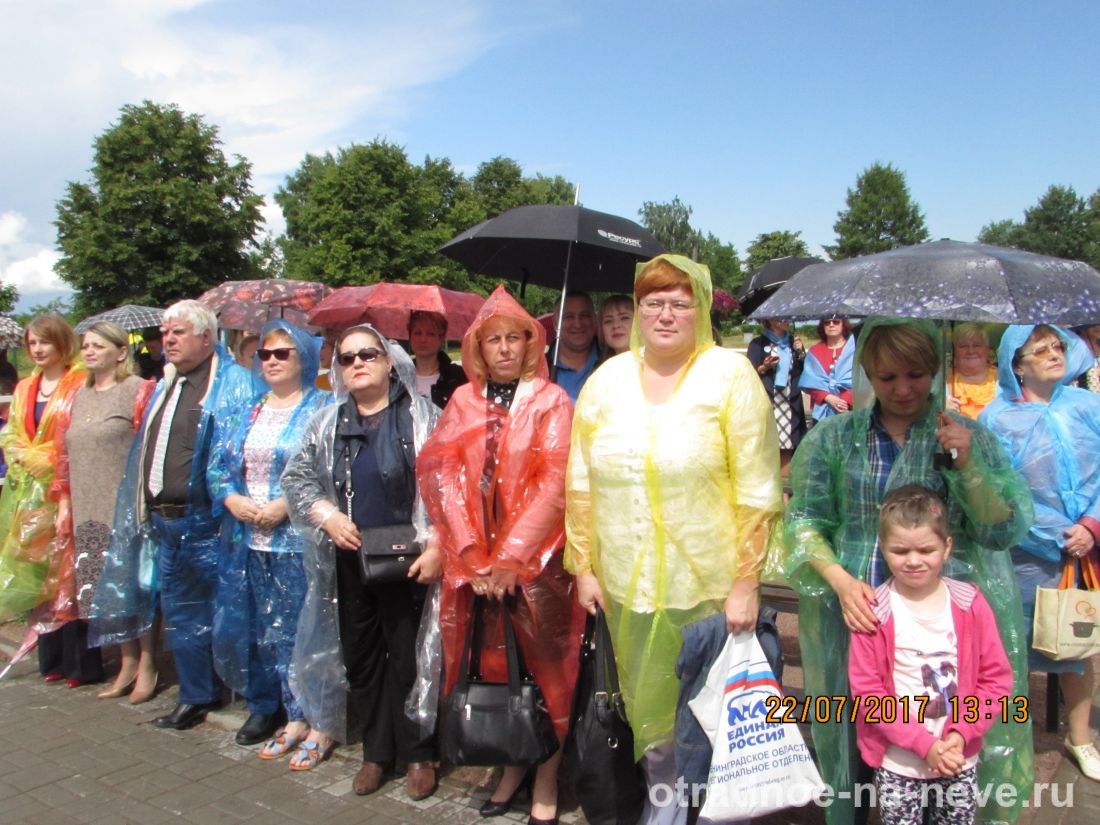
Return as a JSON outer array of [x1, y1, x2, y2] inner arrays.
[[129, 669, 159, 704], [480, 772, 533, 817], [97, 675, 137, 699]]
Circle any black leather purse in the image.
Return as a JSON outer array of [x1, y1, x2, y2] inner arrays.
[[342, 444, 421, 584], [565, 607, 646, 825], [358, 523, 421, 584], [439, 596, 559, 767]]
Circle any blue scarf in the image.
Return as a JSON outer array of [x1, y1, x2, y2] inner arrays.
[[763, 327, 793, 388]]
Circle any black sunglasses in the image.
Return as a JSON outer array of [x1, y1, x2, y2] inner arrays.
[[256, 347, 295, 362], [337, 347, 384, 367]]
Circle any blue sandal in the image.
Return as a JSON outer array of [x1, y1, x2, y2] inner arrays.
[[288, 739, 333, 771]]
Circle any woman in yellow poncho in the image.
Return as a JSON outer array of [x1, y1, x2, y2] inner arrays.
[[0, 313, 88, 682], [565, 254, 783, 820]]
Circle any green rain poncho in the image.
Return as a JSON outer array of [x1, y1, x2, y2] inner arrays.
[[784, 317, 1034, 824], [566, 254, 784, 759]]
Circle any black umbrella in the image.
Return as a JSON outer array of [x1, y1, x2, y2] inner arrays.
[[751, 240, 1100, 325], [736, 256, 822, 317], [439, 204, 666, 294]]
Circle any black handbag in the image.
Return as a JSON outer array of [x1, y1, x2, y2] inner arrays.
[[439, 596, 559, 767], [357, 523, 421, 584], [342, 444, 421, 584], [565, 607, 646, 825]]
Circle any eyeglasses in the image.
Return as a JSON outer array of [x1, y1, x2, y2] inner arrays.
[[256, 347, 295, 362], [638, 299, 697, 317], [823, 318, 844, 325], [1020, 341, 1065, 360], [337, 347, 384, 367]]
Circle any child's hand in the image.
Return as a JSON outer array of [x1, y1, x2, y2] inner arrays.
[[925, 735, 965, 776]]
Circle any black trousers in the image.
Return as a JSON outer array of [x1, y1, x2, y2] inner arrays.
[[37, 620, 104, 683], [335, 551, 435, 764]]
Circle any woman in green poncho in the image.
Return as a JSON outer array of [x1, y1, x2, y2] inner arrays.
[[784, 317, 1034, 825]]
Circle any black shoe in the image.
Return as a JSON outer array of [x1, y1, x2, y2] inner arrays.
[[480, 772, 533, 817], [235, 711, 284, 746], [152, 702, 219, 730]]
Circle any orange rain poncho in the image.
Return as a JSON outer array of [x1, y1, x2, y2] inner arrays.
[[0, 366, 86, 628], [565, 254, 784, 758], [417, 285, 585, 736]]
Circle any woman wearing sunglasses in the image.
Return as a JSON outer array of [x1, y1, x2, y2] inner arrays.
[[980, 325, 1100, 782], [207, 320, 330, 751], [281, 324, 441, 799]]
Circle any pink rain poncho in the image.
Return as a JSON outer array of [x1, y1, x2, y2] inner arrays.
[[417, 285, 585, 737]]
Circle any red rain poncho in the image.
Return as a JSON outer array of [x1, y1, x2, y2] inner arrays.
[[417, 285, 584, 736]]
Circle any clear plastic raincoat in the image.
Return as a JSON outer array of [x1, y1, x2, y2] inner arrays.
[[207, 320, 330, 696], [0, 367, 86, 625], [281, 326, 437, 739], [88, 344, 253, 647], [980, 325, 1100, 563], [566, 254, 784, 759], [784, 317, 1034, 824], [417, 285, 585, 738]]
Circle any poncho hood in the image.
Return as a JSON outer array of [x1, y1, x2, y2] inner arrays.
[[329, 322, 418, 406], [994, 324, 1090, 401], [251, 319, 323, 396], [629, 253, 715, 356], [851, 316, 945, 410], [460, 284, 548, 390]]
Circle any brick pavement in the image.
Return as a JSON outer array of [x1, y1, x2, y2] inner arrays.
[[1, 620, 1095, 825]]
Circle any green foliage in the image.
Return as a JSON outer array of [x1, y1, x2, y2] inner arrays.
[[0, 282, 17, 315], [827, 163, 930, 260], [638, 197, 697, 255], [54, 101, 264, 317], [637, 198, 742, 292], [15, 296, 73, 326], [276, 142, 575, 296], [978, 185, 1100, 269], [745, 230, 811, 273]]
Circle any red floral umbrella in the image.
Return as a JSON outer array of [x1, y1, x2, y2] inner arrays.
[[198, 278, 329, 330], [307, 282, 485, 340]]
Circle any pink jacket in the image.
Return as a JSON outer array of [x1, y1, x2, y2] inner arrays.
[[848, 577, 1013, 767]]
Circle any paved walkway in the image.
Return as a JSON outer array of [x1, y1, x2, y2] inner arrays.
[[1, 622, 1095, 825]]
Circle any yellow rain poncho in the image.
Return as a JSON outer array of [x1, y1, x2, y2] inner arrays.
[[784, 317, 1034, 824], [565, 254, 783, 758]]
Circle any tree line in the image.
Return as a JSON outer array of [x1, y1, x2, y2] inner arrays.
[[22, 101, 1100, 319]]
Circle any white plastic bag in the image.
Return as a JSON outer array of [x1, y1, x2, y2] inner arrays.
[[688, 632, 825, 820]]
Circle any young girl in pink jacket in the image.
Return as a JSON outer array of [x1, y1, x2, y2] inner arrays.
[[848, 485, 1016, 824]]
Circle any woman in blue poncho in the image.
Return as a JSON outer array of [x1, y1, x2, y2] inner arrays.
[[980, 324, 1100, 782], [207, 320, 330, 752]]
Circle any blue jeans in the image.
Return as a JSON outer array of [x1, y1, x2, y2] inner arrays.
[[152, 511, 222, 705], [245, 550, 305, 719]]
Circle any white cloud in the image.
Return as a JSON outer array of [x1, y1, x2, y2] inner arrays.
[[0, 211, 68, 307], [0, 0, 514, 273]]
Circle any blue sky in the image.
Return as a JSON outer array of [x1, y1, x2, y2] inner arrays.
[[1, 0, 1097, 310]]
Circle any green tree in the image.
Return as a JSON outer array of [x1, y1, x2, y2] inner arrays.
[[15, 296, 73, 326], [1015, 185, 1094, 263], [744, 230, 811, 273], [696, 232, 742, 294], [638, 197, 698, 255], [977, 218, 1020, 248], [0, 282, 17, 315], [827, 163, 929, 259], [55, 100, 263, 316]]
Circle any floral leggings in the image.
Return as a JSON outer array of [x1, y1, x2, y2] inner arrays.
[[875, 766, 978, 825]]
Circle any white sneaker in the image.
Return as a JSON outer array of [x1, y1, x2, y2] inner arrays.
[[1064, 736, 1100, 781]]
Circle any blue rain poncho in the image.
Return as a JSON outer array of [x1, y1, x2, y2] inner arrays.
[[280, 326, 439, 740], [207, 320, 331, 695], [88, 343, 253, 647], [784, 317, 1034, 824], [979, 325, 1100, 564]]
